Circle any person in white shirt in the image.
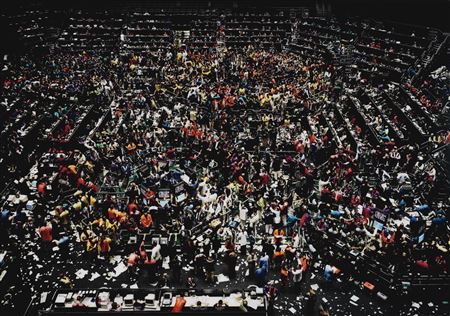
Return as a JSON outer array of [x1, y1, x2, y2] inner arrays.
[[396, 172, 410, 185], [271, 207, 281, 229], [237, 229, 248, 255], [239, 202, 248, 227], [151, 243, 162, 263], [292, 266, 303, 288]]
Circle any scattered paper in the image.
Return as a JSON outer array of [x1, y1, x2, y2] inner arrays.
[[216, 274, 230, 283], [109, 255, 122, 264], [113, 262, 127, 277], [247, 299, 259, 310], [89, 272, 101, 281], [75, 269, 89, 279], [40, 292, 48, 304]]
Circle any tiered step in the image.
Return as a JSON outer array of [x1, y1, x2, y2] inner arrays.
[[174, 30, 190, 47]]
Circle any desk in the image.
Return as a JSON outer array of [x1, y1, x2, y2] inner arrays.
[[42, 288, 266, 315]]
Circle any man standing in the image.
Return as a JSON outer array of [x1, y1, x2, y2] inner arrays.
[[170, 256, 182, 284], [246, 251, 258, 279]]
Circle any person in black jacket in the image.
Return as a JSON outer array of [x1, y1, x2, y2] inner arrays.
[[205, 255, 215, 283], [304, 290, 317, 316], [170, 255, 182, 284], [226, 251, 238, 279]]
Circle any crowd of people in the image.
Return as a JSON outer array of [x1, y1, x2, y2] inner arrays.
[[0, 11, 449, 316]]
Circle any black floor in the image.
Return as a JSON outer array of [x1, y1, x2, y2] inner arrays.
[[0, 222, 449, 316]]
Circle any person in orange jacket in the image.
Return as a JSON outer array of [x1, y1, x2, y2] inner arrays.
[[140, 212, 153, 231], [172, 293, 186, 313]]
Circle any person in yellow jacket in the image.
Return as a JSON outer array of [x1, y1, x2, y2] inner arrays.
[[262, 114, 270, 127], [55, 207, 70, 225], [176, 51, 182, 62], [127, 142, 137, 152], [202, 66, 211, 76], [79, 228, 97, 257], [81, 194, 96, 206], [86, 237, 96, 252], [68, 164, 77, 175], [84, 160, 94, 174], [91, 217, 105, 229], [105, 218, 118, 234], [257, 196, 266, 211]]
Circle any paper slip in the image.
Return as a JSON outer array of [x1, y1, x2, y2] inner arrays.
[[350, 295, 359, 302], [247, 299, 259, 310], [89, 272, 101, 281], [310, 284, 319, 291], [216, 274, 230, 283], [75, 269, 89, 279], [40, 292, 48, 304], [113, 262, 128, 277]]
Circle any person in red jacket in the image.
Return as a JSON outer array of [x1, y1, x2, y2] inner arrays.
[[38, 223, 53, 242], [128, 252, 139, 275], [128, 201, 139, 216], [37, 222, 53, 252], [172, 293, 186, 313], [37, 182, 47, 196]]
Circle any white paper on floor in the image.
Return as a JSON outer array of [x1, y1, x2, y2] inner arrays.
[[289, 307, 297, 314], [247, 299, 259, 310], [216, 274, 230, 283], [40, 292, 48, 303], [89, 272, 101, 281], [310, 284, 319, 291], [75, 269, 89, 279], [351, 295, 360, 302], [113, 262, 127, 277], [109, 255, 122, 264]]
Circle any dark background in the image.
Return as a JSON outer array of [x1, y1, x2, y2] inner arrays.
[[1, 0, 449, 28], [0, 0, 448, 55]]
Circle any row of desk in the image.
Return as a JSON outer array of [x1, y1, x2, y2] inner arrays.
[[41, 288, 267, 315]]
